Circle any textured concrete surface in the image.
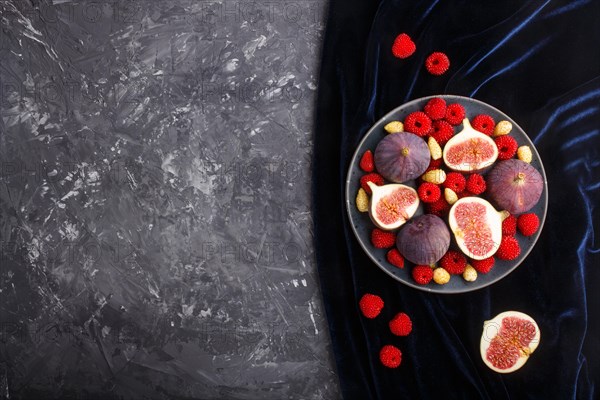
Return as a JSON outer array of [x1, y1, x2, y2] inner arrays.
[[0, 0, 338, 398]]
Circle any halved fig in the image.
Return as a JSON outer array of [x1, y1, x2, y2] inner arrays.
[[443, 118, 499, 172], [480, 311, 540, 373], [374, 132, 430, 183], [396, 214, 450, 264], [367, 182, 419, 230], [487, 159, 544, 214], [448, 197, 502, 260]]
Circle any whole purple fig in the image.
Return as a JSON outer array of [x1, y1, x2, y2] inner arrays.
[[487, 159, 543, 214], [374, 132, 430, 183], [396, 214, 450, 265]]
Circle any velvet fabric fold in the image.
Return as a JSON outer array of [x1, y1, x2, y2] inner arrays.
[[312, 1, 599, 398]]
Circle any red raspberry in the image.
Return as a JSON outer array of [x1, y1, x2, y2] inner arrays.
[[360, 173, 384, 194], [495, 135, 518, 160], [426, 158, 443, 172], [371, 228, 396, 249], [359, 150, 374, 172], [389, 312, 413, 336], [445, 103, 466, 125], [386, 249, 405, 269], [417, 182, 441, 203], [359, 293, 384, 319], [517, 213, 540, 236], [472, 114, 495, 136], [380, 345, 402, 368], [404, 111, 432, 137], [466, 174, 486, 195], [425, 52, 450, 75], [496, 236, 521, 260], [457, 190, 473, 199], [443, 172, 466, 193], [423, 98, 447, 120], [430, 120, 454, 146], [426, 197, 451, 217], [440, 250, 467, 274], [392, 33, 416, 59], [502, 215, 517, 236], [470, 257, 495, 274], [412, 265, 433, 285]]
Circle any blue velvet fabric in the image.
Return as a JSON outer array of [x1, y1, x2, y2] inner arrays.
[[312, 1, 599, 398]]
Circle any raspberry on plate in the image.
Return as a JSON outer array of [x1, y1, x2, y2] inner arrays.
[[360, 173, 384, 194], [404, 111, 432, 137], [423, 97, 447, 120], [430, 120, 454, 146], [495, 135, 518, 160], [466, 173, 486, 195], [472, 114, 495, 136], [386, 249, 405, 268], [440, 250, 467, 274], [426, 197, 451, 217], [502, 214, 517, 236], [496, 236, 521, 260], [426, 158, 444, 172], [359, 150, 374, 172], [412, 265, 433, 285], [470, 257, 495, 274], [445, 103, 466, 125], [517, 213, 540, 236], [371, 228, 396, 249], [417, 182, 441, 203], [443, 172, 467, 193]]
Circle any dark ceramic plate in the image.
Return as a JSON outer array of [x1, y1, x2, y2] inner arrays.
[[345, 95, 548, 293]]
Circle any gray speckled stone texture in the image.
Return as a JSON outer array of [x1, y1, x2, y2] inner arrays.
[[0, 0, 339, 398]]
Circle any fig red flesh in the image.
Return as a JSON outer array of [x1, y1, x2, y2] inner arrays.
[[445, 138, 496, 165], [454, 202, 495, 257], [375, 188, 418, 225], [443, 119, 498, 172], [480, 311, 540, 373], [368, 183, 419, 230], [448, 197, 502, 260]]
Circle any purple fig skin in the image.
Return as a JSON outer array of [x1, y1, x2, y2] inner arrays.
[[396, 214, 451, 265], [487, 159, 543, 214], [374, 132, 430, 183]]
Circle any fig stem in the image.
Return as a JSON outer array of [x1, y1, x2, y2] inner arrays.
[[401, 147, 410, 156], [514, 172, 526, 183], [366, 181, 379, 192]]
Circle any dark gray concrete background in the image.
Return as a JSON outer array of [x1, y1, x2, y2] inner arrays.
[[0, 0, 339, 398]]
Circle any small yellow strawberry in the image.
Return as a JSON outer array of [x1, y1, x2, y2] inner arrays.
[[517, 145, 533, 163], [428, 136, 442, 160], [463, 264, 478, 282], [356, 188, 369, 212], [422, 169, 446, 185], [433, 268, 450, 284], [493, 120, 512, 136], [384, 121, 404, 134], [444, 188, 458, 205]]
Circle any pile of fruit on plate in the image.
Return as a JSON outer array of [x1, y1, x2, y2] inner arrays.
[[353, 96, 545, 287]]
